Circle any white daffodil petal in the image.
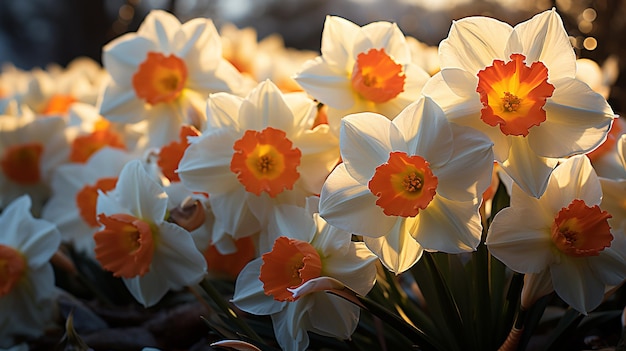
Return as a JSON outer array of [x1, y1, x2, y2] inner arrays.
[[363, 221, 424, 274], [550, 257, 605, 314], [439, 16, 511, 73], [98, 83, 147, 124], [211, 190, 260, 239], [294, 58, 355, 110], [154, 222, 207, 284], [271, 302, 311, 351], [321, 242, 377, 296], [340, 113, 402, 183], [320, 16, 359, 68], [413, 196, 482, 253], [178, 18, 221, 71], [115, 160, 168, 223], [136, 10, 181, 53], [206, 92, 244, 130], [102, 35, 156, 84], [232, 259, 287, 315], [306, 293, 360, 340], [549, 155, 602, 207], [508, 9, 575, 80], [177, 129, 240, 194], [486, 208, 554, 273], [239, 80, 294, 133], [393, 97, 454, 168], [501, 137, 557, 198], [320, 164, 397, 238], [124, 273, 170, 308], [530, 78, 614, 158], [355, 22, 410, 64]]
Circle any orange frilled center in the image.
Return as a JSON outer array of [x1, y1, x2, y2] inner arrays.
[[132, 52, 188, 105], [158, 125, 201, 182], [94, 213, 155, 278], [43, 94, 77, 115], [230, 127, 301, 198], [70, 119, 126, 163], [0, 244, 26, 297], [476, 53, 555, 137], [1, 143, 44, 185], [351, 48, 405, 103], [259, 236, 322, 302], [368, 151, 438, 217], [551, 199, 613, 257], [75, 177, 118, 227]]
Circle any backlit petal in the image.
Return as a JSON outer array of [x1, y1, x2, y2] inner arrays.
[[340, 113, 402, 183], [439, 16, 511, 73], [320, 16, 359, 69], [319, 164, 397, 238], [500, 137, 557, 198], [529, 78, 614, 158], [232, 258, 287, 315], [363, 220, 424, 274], [294, 58, 355, 110], [508, 9, 575, 80], [486, 207, 554, 273], [550, 256, 605, 314], [413, 196, 482, 253]]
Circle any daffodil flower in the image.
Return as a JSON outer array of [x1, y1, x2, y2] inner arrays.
[[0, 114, 68, 214], [486, 155, 626, 313], [232, 199, 377, 351], [319, 96, 494, 273], [177, 79, 339, 240], [42, 147, 134, 255], [99, 10, 249, 147], [294, 15, 430, 136], [422, 9, 615, 198], [94, 159, 207, 307], [0, 195, 61, 345]]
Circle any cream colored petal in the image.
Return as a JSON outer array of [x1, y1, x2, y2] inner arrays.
[[500, 137, 557, 198], [363, 220, 424, 274]]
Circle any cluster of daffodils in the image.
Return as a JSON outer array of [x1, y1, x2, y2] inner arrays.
[[0, 7, 624, 351]]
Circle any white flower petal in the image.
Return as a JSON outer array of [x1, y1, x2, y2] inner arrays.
[[393, 97, 454, 168], [551, 257, 605, 314], [306, 293, 360, 340], [486, 207, 554, 273], [239, 80, 294, 133], [439, 16, 511, 73], [0, 196, 61, 267], [177, 129, 240, 194], [102, 35, 156, 84], [320, 16, 359, 69], [232, 258, 287, 315], [546, 155, 602, 208], [434, 123, 494, 201], [178, 18, 221, 71], [319, 164, 397, 238], [413, 196, 482, 253], [150, 221, 207, 288], [529, 78, 614, 158], [508, 9, 575, 80], [340, 112, 402, 183], [363, 221, 424, 274], [211, 189, 260, 239], [205, 92, 243, 130], [271, 302, 311, 351], [294, 57, 355, 110], [354, 22, 410, 64], [98, 82, 146, 124], [322, 242, 377, 296], [500, 137, 558, 198], [136, 10, 181, 53], [115, 160, 168, 223]]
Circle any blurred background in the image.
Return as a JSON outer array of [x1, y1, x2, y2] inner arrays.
[[0, 0, 624, 111]]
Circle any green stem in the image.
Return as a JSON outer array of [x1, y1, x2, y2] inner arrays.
[[198, 278, 265, 345]]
